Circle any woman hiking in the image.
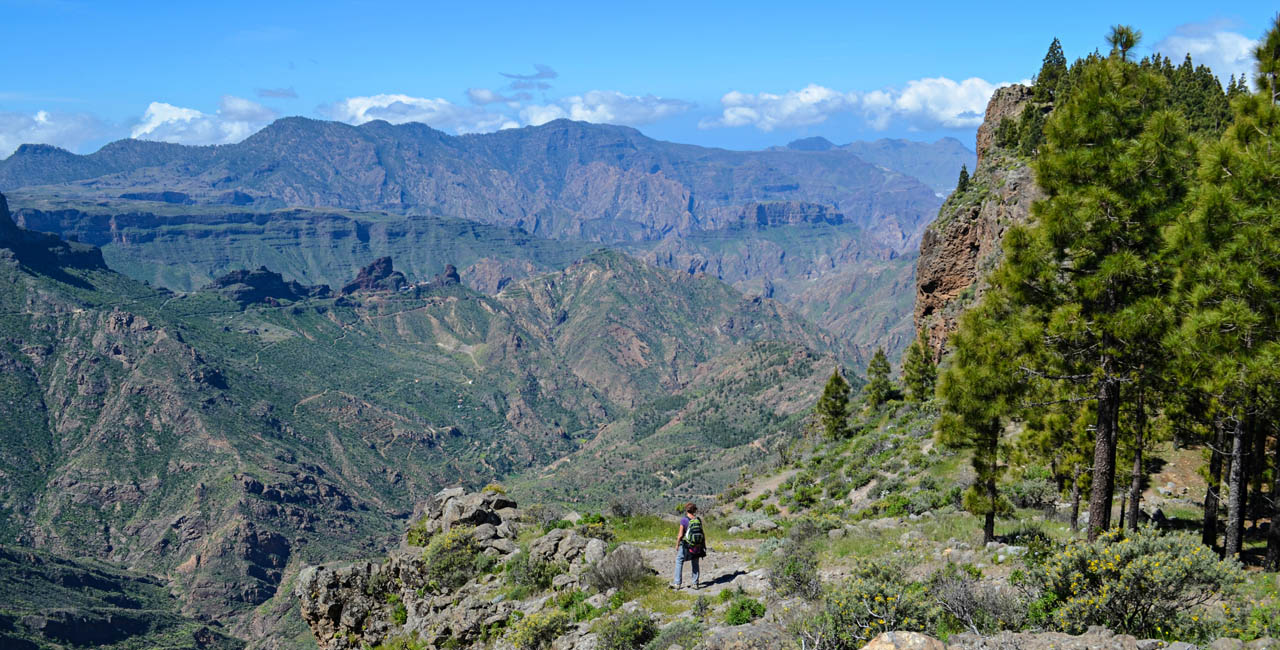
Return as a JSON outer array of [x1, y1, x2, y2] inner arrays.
[[671, 502, 706, 589]]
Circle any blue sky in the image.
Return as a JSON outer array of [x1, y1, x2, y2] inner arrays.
[[0, 1, 1273, 156]]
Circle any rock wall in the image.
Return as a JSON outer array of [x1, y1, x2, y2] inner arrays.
[[913, 85, 1042, 358]]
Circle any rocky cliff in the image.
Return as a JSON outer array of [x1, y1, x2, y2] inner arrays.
[[913, 85, 1043, 357]]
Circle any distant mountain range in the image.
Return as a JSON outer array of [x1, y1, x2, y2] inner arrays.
[[776, 135, 976, 195], [0, 118, 969, 360], [0, 118, 952, 250]]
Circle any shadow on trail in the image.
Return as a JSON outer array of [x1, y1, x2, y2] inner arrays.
[[705, 569, 746, 587]]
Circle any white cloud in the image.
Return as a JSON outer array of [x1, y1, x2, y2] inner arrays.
[[864, 77, 1015, 130], [131, 95, 278, 145], [701, 77, 1019, 132], [521, 90, 693, 127], [698, 84, 859, 131], [325, 93, 517, 133], [466, 88, 531, 105], [0, 110, 105, 157], [1155, 22, 1256, 84]]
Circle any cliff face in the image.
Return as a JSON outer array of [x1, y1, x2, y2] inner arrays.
[[913, 85, 1042, 357]]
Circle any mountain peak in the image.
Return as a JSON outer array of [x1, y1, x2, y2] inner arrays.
[[786, 136, 837, 151]]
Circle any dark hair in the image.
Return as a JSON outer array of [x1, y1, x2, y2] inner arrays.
[[685, 502, 697, 514]]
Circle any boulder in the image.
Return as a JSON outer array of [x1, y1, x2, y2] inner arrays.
[[583, 538, 607, 565], [863, 631, 945, 650], [748, 519, 778, 532]]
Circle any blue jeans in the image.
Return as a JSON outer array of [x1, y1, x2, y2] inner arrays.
[[674, 544, 700, 586]]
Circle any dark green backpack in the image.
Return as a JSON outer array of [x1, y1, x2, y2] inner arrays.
[[684, 517, 704, 546]]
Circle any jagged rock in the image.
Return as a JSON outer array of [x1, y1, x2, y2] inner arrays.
[[583, 538, 607, 565], [205, 267, 330, 307], [864, 631, 945, 649], [914, 84, 1042, 357], [340, 257, 407, 295]]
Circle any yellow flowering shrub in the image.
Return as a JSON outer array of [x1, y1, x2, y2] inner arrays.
[[507, 610, 569, 650], [1022, 525, 1243, 638]]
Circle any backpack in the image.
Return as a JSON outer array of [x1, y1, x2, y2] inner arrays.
[[684, 516, 705, 547]]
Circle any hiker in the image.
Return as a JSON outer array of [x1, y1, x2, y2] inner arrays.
[[672, 502, 706, 589]]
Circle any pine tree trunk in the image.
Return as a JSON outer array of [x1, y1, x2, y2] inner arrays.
[[1070, 466, 1082, 534], [1224, 416, 1247, 559], [1127, 385, 1145, 530], [1203, 423, 1225, 549], [983, 477, 997, 544], [1266, 435, 1279, 572], [1087, 375, 1119, 541], [1250, 414, 1266, 524], [1118, 491, 1127, 529]]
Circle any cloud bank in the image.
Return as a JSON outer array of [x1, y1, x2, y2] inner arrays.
[[0, 110, 104, 157], [1154, 22, 1257, 84], [701, 76, 1019, 133], [132, 96, 278, 145]]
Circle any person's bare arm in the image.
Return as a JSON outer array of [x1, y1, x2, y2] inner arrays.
[[677, 524, 686, 546]]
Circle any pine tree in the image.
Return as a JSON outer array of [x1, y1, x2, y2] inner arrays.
[[1165, 22, 1280, 562], [902, 331, 937, 402], [955, 165, 970, 194], [1000, 30, 1196, 541], [864, 348, 893, 408], [938, 292, 1027, 542], [1034, 38, 1068, 102], [1255, 14, 1280, 103], [815, 369, 852, 439], [1106, 24, 1142, 62]]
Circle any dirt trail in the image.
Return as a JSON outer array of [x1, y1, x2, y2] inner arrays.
[[635, 538, 768, 596]]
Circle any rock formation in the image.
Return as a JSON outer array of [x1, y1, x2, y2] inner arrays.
[[205, 266, 331, 306], [340, 256, 408, 294], [913, 85, 1042, 358], [297, 488, 614, 650]]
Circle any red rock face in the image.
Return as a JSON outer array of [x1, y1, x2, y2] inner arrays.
[[913, 85, 1042, 359]]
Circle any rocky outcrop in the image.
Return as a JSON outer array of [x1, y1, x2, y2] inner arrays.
[[205, 266, 331, 306], [914, 85, 1041, 357], [297, 488, 630, 650], [340, 256, 407, 294], [0, 192, 107, 271]]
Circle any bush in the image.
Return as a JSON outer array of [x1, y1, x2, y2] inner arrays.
[[765, 520, 823, 600], [507, 609, 569, 650], [386, 593, 408, 626], [596, 610, 658, 650], [725, 596, 766, 625], [1006, 476, 1056, 509], [928, 563, 1026, 634], [791, 558, 935, 650], [482, 482, 507, 495], [555, 589, 603, 622], [1020, 526, 1244, 638], [764, 503, 780, 516], [405, 517, 431, 547], [585, 546, 648, 592], [505, 550, 566, 592], [644, 619, 702, 650], [421, 526, 486, 593]]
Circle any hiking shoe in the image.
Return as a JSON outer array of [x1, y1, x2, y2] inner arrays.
[[668, 583, 682, 590]]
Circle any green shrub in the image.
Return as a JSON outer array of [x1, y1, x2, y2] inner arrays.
[[421, 526, 486, 593], [791, 558, 935, 649], [596, 610, 658, 650], [644, 619, 702, 650], [554, 589, 603, 622], [764, 503, 780, 516], [585, 546, 648, 592], [507, 610, 569, 650], [724, 596, 766, 625], [928, 563, 1025, 634], [505, 550, 566, 592], [768, 529, 819, 596], [405, 518, 432, 547], [1020, 526, 1244, 638], [386, 593, 408, 625]]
